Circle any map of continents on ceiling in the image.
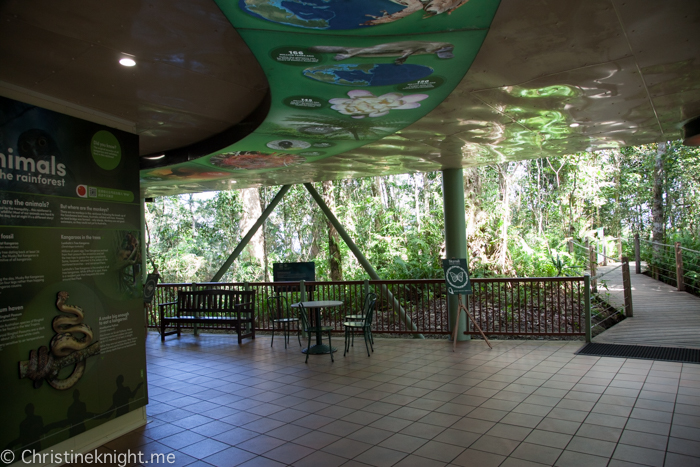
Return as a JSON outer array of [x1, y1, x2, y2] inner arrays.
[[140, 0, 501, 196]]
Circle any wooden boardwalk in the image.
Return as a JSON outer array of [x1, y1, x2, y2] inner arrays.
[[592, 262, 700, 349]]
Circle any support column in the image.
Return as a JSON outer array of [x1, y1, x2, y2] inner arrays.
[[442, 169, 469, 342], [210, 185, 291, 282]]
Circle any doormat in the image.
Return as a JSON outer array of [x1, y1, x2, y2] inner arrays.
[[577, 343, 700, 364]]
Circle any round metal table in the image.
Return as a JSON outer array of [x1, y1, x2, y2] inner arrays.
[[291, 300, 342, 355]]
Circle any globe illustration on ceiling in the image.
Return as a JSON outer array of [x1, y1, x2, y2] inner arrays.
[[239, 0, 406, 29], [303, 63, 434, 87]]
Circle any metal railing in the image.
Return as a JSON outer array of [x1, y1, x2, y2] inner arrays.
[[149, 277, 588, 339], [568, 237, 635, 338], [632, 235, 700, 295]]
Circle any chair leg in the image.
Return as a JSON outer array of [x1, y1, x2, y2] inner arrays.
[[305, 331, 311, 364], [297, 323, 302, 346], [343, 327, 349, 356], [271, 322, 275, 347], [363, 328, 371, 357], [367, 328, 374, 353], [328, 331, 334, 363]]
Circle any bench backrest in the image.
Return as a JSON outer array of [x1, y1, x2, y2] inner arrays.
[[177, 290, 255, 314]]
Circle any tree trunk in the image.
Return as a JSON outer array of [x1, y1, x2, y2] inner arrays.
[[651, 142, 666, 261], [240, 187, 265, 280], [414, 173, 421, 232], [259, 187, 270, 282], [323, 180, 343, 281], [371, 177, 383, 232], [496, 163, 512, 274]]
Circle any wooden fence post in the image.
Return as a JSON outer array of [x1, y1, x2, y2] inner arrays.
[[675, 242, 685, 292], [589, 245, 597, 294], [621, 257, 634, 317], [300, 280, 306, 301], [618, 238, 623, 262], [584, 274, 591, 343], [634, 233, 641, 274]]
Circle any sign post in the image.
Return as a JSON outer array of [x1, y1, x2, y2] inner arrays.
[[442, 258, 491, 351]]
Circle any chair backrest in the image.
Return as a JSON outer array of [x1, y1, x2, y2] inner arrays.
[[298, 303, 310, 331], [363, 293, 377, 326], [178, 289, 242, 311], [267, 295, 290, 321]]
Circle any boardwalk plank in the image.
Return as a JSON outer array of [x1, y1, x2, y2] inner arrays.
[[592, 263, 700, 349]]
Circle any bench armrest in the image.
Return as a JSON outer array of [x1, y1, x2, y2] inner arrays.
[[158, 301, 177, 308]]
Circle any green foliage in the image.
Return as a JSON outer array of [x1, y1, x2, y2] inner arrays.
[[145, 142, 700, 283]]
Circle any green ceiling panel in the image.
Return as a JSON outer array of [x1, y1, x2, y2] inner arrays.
[[140, 0, 501, 190]]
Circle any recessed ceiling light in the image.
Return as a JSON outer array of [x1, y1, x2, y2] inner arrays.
[[119, 58, 136, 67], [570, 123, 580, 127]]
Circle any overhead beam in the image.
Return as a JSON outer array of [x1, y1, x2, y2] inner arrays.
[[210, 185, 291, 282]]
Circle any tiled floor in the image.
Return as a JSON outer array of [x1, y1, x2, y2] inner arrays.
[[94, 333, 700, 467]]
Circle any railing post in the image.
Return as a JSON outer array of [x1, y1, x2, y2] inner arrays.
[[634, 233, 641, 274], [364, 279, 369, 296], [300, 280, 306, 302], [602, 243, 608, 266], [192, 282, 199, 336], [621, 257, 634, 318], [244, 281, 252, 333], [584, 274, 591, 343], [675, 242, 685, 292], [589, 245, 597, 294], [618, 237, 623, 262]]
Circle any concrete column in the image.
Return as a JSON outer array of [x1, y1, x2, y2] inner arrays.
[[442, 169, 469, 341]]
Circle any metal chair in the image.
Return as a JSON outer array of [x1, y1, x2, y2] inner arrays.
[[345, 293, 377, 345], [267, 295, 300, 349], [343, 293, 377, 357], [298, 303, 334, 363]]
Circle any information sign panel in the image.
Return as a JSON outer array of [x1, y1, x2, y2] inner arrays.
[[442, 258, 472, 295]]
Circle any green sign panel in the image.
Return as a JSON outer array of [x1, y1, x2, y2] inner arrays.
[[442, 258, 472, 295], [0, 96, 146, 457]]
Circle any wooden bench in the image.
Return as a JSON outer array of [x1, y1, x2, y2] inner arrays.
[[159, 289, 255, 344]]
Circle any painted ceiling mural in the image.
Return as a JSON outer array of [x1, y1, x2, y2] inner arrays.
[[140, 0, 502, 195]]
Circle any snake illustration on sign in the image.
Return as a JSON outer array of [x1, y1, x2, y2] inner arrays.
[[442, 258, 472, 295]]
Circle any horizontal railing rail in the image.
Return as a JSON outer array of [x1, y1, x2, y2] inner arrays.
[[149, 277, 587, 338]]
